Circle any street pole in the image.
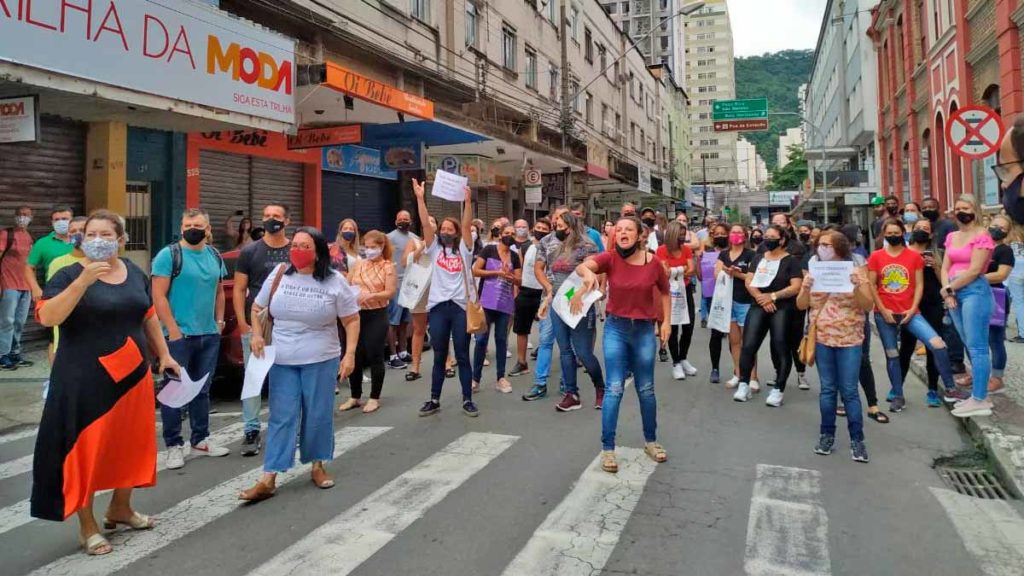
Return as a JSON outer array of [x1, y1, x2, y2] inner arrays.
[[823, 160, 829, 224], [702, 156, 708, 217]]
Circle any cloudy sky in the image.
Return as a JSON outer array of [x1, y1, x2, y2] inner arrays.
[[727, 0, 829, 57]]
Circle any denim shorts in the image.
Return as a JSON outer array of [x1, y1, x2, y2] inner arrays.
[[731, 302, 751, 326], [387, 294, 412, 326]]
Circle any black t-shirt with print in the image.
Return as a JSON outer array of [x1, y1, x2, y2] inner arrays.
[[718, 248, 755, 304], [747, 252, 802, 308]]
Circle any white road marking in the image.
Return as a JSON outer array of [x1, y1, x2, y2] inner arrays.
[[0, 427, 37, 446], [0, 453, 32, 481], [744, 464, 832, 576], [28, 426, 391, 576], [0, 422, 246, 536], [930, 487, 1024, 576], [501, 447, 657, 576], [248, 432, 519, 576]]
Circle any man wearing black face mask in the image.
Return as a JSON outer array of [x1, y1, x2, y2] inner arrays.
[[920, 196, 956, 248], [386, 210, 420, 369], [152, 208, 230, 468], [997, 116, 1024, 226]]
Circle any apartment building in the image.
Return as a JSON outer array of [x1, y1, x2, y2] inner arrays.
[[778, 127, 804, 168], [601, 0, 687, 88]]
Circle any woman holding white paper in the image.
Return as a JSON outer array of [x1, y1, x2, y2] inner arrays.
[[713, 224, 757, 388]]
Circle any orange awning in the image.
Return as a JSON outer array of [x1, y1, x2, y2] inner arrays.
[[324, 62, 434, 120]]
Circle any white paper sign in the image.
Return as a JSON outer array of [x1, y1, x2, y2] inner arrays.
[[241, 345, 276, 400], [669, 267, 690, 325], [157, 368, 210, 409], [750, 258, 781, 288], [431, 169, 469, 202], [552, 272, 603, 329], [808, 260, 855, 293], [525, 185, 542, 204]]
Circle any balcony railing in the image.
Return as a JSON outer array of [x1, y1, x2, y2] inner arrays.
[[812, 170, 871, 188]]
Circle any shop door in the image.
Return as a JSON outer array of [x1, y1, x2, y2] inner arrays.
[[199, 150, 250, 252], [251, 157, 304, 237], [124, 182, 152, 273], [321, 172, 398, 237]]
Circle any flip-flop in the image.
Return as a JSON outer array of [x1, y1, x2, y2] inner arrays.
[[405, 371, 421, 381], [836, 406, 847, 417], [445, 368, 456, 378], [867, 411, 890, 424], [80, 533, 112, 556]]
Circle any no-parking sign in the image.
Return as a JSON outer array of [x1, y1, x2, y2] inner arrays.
[[945, 105, 1005, 160]]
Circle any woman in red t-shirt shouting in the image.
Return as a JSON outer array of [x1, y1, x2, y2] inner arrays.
[[571, 216, 671, 474], [867, 218, 958, 414]]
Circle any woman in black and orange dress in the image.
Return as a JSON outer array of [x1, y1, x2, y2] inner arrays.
[[32, 210, 180, 556]]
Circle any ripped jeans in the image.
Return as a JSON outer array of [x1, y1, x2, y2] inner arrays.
[[874, 312, 956, 398]]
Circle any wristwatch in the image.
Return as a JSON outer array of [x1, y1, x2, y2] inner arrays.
[[770, 292, 777, 302]]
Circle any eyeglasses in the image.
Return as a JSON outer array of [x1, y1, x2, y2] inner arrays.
[[991, 161, 1024, 183]]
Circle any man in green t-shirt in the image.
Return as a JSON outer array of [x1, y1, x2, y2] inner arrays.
[[25, 206, 74, 301], [45, 217, 87, 356]]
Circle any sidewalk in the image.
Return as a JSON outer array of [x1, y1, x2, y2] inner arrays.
[[0, 349, 48, 432]]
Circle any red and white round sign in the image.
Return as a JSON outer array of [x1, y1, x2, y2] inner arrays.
[[945, 105, 1005, 160], [524, 168, 542, 187]]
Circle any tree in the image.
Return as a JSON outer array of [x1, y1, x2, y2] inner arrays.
[[767, 145, 807, 191]]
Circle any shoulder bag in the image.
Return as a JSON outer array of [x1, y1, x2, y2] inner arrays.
[[254, 265, 287, 345], [460, 249, 488, 335], [798, 293, 831, 367]]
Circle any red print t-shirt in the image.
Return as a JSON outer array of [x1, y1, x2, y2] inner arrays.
[[867, 248, 923, 314], [592, 250, 669, 320]]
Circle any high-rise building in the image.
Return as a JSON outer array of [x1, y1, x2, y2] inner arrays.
[[778, 127, 804, 168], [684, 0, 737, 211], [602, 1, 687, 88]]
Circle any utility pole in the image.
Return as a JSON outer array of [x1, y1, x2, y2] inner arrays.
[[702, 155, 708, 217], [559, 2, 572, 201]]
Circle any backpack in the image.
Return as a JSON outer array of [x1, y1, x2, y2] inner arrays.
[[168, 243, 225, 289]]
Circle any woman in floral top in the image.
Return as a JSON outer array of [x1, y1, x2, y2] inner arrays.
[[797, 231, 875, 463]]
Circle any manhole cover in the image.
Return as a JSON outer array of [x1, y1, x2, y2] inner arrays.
[[936, 466, 1013, 500]]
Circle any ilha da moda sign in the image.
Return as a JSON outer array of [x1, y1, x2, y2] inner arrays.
[[0, 96, 38, 144]]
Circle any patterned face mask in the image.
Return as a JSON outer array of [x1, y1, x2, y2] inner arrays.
[[82, 237, 119, 261]]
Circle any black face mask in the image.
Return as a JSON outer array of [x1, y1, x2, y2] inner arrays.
[[910, 230, 932, 245], [922, 209, 940, 222], [263, 218, 285, 234], [885, 205, 898, 216], [712, 236, 728, 249], [798, 233, 811, 243], [396, 222, 410, 233], [491, 226, 501, 237], [554, 229, 568, 241], [182, 228, 207, 246], [500, 236, 516, 247], [615, 242, 639, 259], [750, 235, 763, 245], [533, 230, 547, 241], [885, 235, 905, 246], [250, 227, 265, 241], [641, 218, 656, 228], [990, 227, 1009, 241], [439, 233, 456, 246], [763, 238, 781, 251], [955, 211, 976, 224]]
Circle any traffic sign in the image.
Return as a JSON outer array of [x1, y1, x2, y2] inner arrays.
[[945, 104, 1005, 160], [712, 98, 768, 121], [524, 167, 542, 187], [713, 119, 769, 132]]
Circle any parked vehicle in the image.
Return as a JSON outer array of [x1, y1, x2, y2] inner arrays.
[[218, 249, 244, 379]]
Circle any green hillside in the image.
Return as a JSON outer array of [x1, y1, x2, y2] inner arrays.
[[733, 49, 814, 171]]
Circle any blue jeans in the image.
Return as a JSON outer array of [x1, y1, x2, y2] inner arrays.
[[551, 309, 604, 395], [264, 357, 339, 473], [874, 312, 956, 396], [241, 332, 262, 433], [473, 309, 511, 381], [601, 315, 657, 450], [1008, 275, 1024, 338], [0, 289, 30, 357], [990, 324, 1007, 378], [428, 301, 473, 402], [534, 314, 566, 389], [816, 343, 864, 442], [948, 277, 994, 400], [700, 296, 712, 322], [160, 334, 221, 448]]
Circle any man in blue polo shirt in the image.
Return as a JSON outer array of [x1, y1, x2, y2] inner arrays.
[[570, 202, 604, 252]]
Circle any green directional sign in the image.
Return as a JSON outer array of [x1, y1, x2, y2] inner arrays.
[[712, 98, 769, 121]]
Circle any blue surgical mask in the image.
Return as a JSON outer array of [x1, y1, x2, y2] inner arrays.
[[69, 233, 83, 248], [82, 237, 119, 261], [903, 212, 920, 225], [53, 219, 70, 235]]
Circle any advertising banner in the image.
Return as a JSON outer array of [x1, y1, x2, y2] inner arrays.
[[322, 145, 397, 180], [0, 96, 38, 144]]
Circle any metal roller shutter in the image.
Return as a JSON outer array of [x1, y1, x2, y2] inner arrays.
[[199, 150, 250, 252], [485, 189, 506, 225], [321, 173, 397, 237], [251, 157, 304, 235], [426, 192, 461, 224]]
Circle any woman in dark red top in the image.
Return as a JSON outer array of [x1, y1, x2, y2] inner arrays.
[[573, 216, 670, 474], [655, 221, 696, 381]]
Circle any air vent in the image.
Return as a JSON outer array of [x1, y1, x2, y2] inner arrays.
[[936, 466, 1013, 500]]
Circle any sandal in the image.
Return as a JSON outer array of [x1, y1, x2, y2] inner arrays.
[[311, 464, 335, 489], [836, 406, 847, 417], [644, 442, 668, 463], [239, 480, 276, 501], [405, 371, 421, 381], [445, 367, 456, 379], [79, 533, 112, 556], [102, 511, 155, 530], [338, 398, 361, 412], [867, 410, 890, 424], [600, 450, 619, 473], [362, 399, 380, 414]]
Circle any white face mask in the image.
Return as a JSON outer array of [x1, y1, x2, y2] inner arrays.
[[364, 247, 382, 260], [15, 215, 31, 228], [471, 231, 479, 243]]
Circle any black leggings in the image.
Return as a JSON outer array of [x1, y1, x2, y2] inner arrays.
[[349, 308, 388, 399], [740, 305, 793, 390], [667, 284, 696, 363], [771, 307, 806, 375], [898, 303, 944, 392], [857, 316, 879, 408]]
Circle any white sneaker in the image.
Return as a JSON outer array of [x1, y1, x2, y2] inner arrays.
[[766, 389, 784, 407], [192, 439, 230, 457], [528, 341, 534, 349], [681, 360, 698, 375], [506, 350, 512, 358], [750, 379, 761, 393], [166, 445, 186, 470], [726, 375, 740, 389], [362, 373, 371, 385], [733, 382, 752, 402], [797, 372, 810, 390], [672, 363, 686, 380]]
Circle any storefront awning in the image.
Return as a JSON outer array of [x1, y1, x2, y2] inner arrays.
[[322, 62, 434, 120]]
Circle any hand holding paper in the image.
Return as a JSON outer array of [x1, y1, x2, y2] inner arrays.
[[431, 169, 469, 202], [807, 260, 855, 293], [157, 368, 210, 409], [241, 345, 276, 400]]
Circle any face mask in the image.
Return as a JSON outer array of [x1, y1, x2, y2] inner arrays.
[[554, 229, 568, 241], [885, 235, 905, 246], [798, 233, 811, 243], [263, 218, 285, 234], [729, 233, 745, 245], [615, 242, 639, 259], [53, 219, 70, 235], [396, 222, 410, 233], [250, 227, 265, 241], [341, 231, 356, 242], [817, 246, 836, 261], [501, 236, 516, 247], [886, 205, 898, 215], [69, 233, 83, 248], [955, 211, 976, 224], [763, 238, 781, 251], [533, 230, 547, 241], [289, 247, 316, 269], [922, 209, 939, 221], [471, 231, 479, 243], [364, 247, 383, 260], [15, 216, 31, 228], [515, 227, 529, 239], [490, 226, 501, 238], [82, 237, 119, 261], [641, 218, 656, 228], [751, 235, 763, 245], [182, 228, 207, 246], [440, 233, 456, 246], [712, 236, 728, 249], [910, 230, 932, 244], [989, 227, 1009, 241], [903, 212, 920, 224]]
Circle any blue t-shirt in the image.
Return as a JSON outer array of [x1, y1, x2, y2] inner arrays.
[[152, 245, 227, 336], [585, 227, 605, 252]]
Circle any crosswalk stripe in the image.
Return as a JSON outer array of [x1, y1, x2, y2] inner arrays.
[[0, 454, 32, 482], [0, 427, 37, 446], [0, 421, 246, 537], [27, 426, 392, 576], [248, 432, 519, 576], [930, 487, 1024, 576], [501, 447, 657, 576], [744, 464, 831, 576]]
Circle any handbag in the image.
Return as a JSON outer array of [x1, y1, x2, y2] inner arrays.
[[991, 286, 1008, 327], [254, 265, 286, 345], [460, 252, 488, 335], [798, 294, 831, 367]]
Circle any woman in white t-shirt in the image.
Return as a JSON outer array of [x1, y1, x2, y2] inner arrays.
[[405, 216, 437, 382], [239, 227, 361, 502], [412, 178, 479, 417]]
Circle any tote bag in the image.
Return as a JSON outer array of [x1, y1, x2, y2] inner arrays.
[[707, 271, 733, 333], [397, 252, 432, 310], [669, 266, 690, 326]]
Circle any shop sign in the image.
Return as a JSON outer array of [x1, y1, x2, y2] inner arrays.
[[586, 139, 609, 179], [0, 1, 296, 123], [325, 62, 434, 120], [609, 156, 638, 187], [638, 166, 651, 194], [770, 191, 800, 206], [0, 95, 38, 144], [844, 192, 871, 206], [379, 142, 424, 170], [287, 125, 361, 149], [322, 145, 397, 180], [425, 154, 495, 186], [542, 173, 565, 200]]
